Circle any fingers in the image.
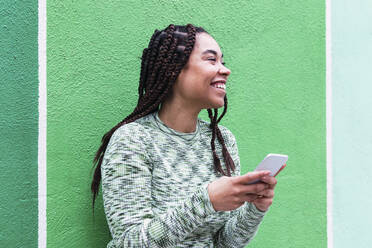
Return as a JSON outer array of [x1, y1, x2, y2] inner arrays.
[[240, 188, 274, 199], [240, 194, 259, 202], [260, 176, 277, 189], [256, 189, 274, 198], [238, 183, 269, 195], [253, 189, 275, 211], [238, 189, 275, 203], [233, 171, 271, 185], [253, 197, 274, 211]]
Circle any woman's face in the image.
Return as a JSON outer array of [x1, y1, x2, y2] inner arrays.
[[171, 32, 231, 110]]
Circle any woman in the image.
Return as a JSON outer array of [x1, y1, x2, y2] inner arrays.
[[91, 24, 277, 247]]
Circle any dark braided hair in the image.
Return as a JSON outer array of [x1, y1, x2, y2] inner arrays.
[[91, 24, 235, 209]]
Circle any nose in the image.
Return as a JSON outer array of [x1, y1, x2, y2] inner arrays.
[[219, 63, 231, 76]]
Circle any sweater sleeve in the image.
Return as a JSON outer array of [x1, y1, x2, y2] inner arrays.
[[101, 124, 215, 248], [213, 129, 266, 248]]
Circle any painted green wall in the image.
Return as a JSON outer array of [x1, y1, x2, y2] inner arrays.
[[0, 1, 38, 247], [47, 0, 325, 247], [332, 1, 372, 247]]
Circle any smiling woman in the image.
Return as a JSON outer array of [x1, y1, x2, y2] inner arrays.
[[164, 32, 231, 111], [90, 24, 277, 248]]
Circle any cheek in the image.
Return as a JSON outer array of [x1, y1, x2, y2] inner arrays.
[[175, 64, 217, 97], [192, 67, 216, 87]]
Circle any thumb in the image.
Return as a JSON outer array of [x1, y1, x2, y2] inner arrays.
[[234, 170, 271, 185]]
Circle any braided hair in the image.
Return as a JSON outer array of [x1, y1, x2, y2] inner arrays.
[[91, 24, 235, 209]]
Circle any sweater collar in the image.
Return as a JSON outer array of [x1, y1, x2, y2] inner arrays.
[[152, 111, 200, 142]]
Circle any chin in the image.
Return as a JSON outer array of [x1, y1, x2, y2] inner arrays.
[[208, 99, 225, 109]]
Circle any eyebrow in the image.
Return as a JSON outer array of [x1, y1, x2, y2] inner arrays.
[[202, 49, 224, 58]]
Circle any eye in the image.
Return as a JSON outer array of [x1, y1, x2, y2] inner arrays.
[[207, 58, 217, 62]]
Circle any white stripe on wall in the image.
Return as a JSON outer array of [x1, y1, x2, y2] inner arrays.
[[38, 0, 47, 247], [326, 0, 333, 247]]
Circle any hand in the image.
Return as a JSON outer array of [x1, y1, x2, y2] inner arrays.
[[252, 175, 277, 212], [207, 171, 271, 211]]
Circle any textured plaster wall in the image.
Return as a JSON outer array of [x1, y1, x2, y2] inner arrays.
[[332, 1, 372, 247], [0, 1, 38, 247], [47, 0, 326, 247]]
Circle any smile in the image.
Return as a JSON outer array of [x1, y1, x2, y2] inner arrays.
[[211, 83, 226, 90]]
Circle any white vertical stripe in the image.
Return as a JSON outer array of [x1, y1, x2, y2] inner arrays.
[[326, 0, 333, 247], [38, 0, 47, 247]]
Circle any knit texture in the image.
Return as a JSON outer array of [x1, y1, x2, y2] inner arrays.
[[101, 111, 266, 247]]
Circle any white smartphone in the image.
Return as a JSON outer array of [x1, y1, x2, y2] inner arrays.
[[248, 153, 288, 184]]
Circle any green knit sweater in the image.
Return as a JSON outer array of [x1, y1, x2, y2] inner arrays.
[[101, 111, 266, 247]]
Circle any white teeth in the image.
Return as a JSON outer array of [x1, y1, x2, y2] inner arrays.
[[212, 84, 226, 90]]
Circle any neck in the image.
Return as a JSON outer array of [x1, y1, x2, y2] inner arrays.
[[158, 100, 201, 133]]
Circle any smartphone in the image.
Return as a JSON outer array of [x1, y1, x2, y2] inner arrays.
[[248, 153, 288, 184]]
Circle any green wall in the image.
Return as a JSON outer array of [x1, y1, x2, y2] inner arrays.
[[47, 1, 326, 247], [0, 1, 38, 247], [7, 0, 372, 247], [332, 1, 372, 247]]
